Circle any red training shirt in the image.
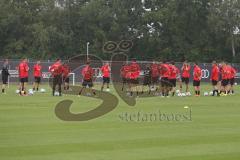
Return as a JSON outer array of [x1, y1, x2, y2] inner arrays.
[[101, 64, 111, 78], [193, 65, 202, 81], [211, 65, 219, 81], [82, 65, 94, 80], [182, 65, 191, 78], [18, 62, 29, 78], [33, 64, 42, 78]]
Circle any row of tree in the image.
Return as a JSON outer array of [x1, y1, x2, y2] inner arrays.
[[0, 0, 240, 62]]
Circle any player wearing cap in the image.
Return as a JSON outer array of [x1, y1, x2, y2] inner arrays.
[[210, 61, 220, 96], [193, 62, 202, 96], [79, 61, 96, 96], [1, 59, 10, 94], [18, 58, 29, 96], [101, 62, 111, 91], [49, 59, 63, 96], [181, 61, 191, 95], [169, 61, 180, 96], [33, 60, 42, 92], [62, 63, 71, 91]]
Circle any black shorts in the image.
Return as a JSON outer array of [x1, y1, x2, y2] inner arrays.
[[20, 77, 28, 83], [2, 76, 8, 84], [82, 79, 93, 87], [169, 79, 177, 87], [53, 75, 62, 85], [221, 79, 229, 87], [193, 80, 200, 87], [63, 77, 70, 83], [212, 80, 218, 86], [34, 77, 41, 83], [151, 77, 159, 84], [230, 78, 235, 86], [182, 77, 190, 84], [130, 78, 139, 84], [122, 77, 128, 84], [161, 77, 169, 87], [103, 77, 110, 84], [143, 76, 151, 85]]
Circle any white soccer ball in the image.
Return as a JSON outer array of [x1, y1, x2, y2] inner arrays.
[[209, 91, 213, 96], [54, 92, 60, 96], [181, 93, 186, 97], [204, 92, 209, 96], [16, 89, 20, 94], [28, 89, 34, 95], [40, 88, 46, 93], [234, 82, 238, 86], [106, 88, 110, 92]]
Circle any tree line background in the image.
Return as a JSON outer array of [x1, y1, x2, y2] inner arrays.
[[0, 0, 240, 62]]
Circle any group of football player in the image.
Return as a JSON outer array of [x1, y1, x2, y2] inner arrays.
[[1, 58, 237, 97], [120, 60, 237, 97]]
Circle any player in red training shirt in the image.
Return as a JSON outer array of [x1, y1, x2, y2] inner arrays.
[[210, 61, 220, 96], [62, 63, 71, 90], [101, 62, 111, 91], [120, 63, 130, 91], [79, 61, 96, 96], [169, 61, 180, 96], [181, 61, 191, 95], [150, 61, 159, 90], [193, 62, 202, 96], [18, 58, 29, 95], [49, 59, 63, 96], [129, 58, 141, 96], [229, 65, 237, 94], [220, 62, 231, 95], [159, 61, 170, 97], [33, 60, 42, 92]]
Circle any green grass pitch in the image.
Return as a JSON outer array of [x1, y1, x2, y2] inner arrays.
[[0, 84, 240, 160]]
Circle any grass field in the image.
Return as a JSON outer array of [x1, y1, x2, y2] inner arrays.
[[0, 84, 240, 160]]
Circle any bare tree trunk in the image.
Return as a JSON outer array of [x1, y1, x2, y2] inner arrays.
[[231, 33, 236, 58]]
